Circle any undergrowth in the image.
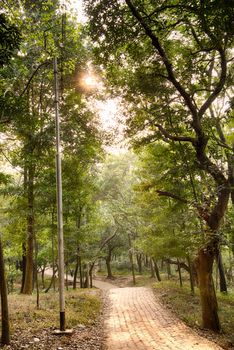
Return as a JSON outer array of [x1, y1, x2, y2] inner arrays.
[[6, 288, 102, 333], [152, 280, 234, 348]]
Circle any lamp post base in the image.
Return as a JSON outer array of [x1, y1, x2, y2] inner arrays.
[[53, 329, 73, 335]]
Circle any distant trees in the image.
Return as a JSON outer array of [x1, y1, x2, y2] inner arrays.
[[85, 0, 234, 331]]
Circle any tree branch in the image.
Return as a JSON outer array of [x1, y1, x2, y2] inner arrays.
[[155, 123, 196, 144], [125, 0, 197, 118], [100, 229, 118, 251], [198, 49, 227, 118], [164, 258, 190, 272], [147, 4, 195, 18], [156, 190, 188, 204], [19, 61, 50, 97]]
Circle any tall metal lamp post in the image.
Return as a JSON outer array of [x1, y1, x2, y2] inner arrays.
[[53, 56, 72, 334]]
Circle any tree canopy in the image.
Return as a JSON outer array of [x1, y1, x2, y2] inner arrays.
[[0, 0, 234, 342]]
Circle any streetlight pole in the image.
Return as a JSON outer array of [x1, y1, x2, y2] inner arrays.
[[53, 56, 65, 332]]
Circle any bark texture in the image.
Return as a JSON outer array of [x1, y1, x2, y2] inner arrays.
[[196, 248, 220, 331], [22, 164, 35, 294], [0, 237, 10, 345]]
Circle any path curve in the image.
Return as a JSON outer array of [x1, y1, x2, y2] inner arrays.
[[104, 287, 222, 350], [44, 268, 118, 290], [92, 278, 118, 290]]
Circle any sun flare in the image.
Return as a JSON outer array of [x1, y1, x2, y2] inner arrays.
[[82, 74, 99, 89]]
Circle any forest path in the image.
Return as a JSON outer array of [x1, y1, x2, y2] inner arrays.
[[104, 287, 222, 350], [44, 268, 118, 290]]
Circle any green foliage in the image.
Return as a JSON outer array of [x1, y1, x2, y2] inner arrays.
[[132, 143, 203, 260], [84, 0, 234, 255], [0, 13, 21, 67]]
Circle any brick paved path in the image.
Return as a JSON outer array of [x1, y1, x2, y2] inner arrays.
[[104, 287, 222, 350]]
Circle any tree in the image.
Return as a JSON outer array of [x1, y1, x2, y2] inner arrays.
[[133, 143, 202, 288], [0, 0, 101, 295], [84, 0, 234, 331], [0, 10, 21, 345]]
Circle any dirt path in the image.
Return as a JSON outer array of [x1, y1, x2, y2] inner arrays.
[[104, 287, 222, 350]]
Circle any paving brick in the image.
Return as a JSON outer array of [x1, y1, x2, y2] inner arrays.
[[104, 287, 222, 350]]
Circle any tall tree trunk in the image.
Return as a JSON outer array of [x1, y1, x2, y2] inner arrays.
[[150, 258, 156, 278], [89, 263, 94, 288], [177, 258, 183, 287], [0, 236, 10, 345], [20, 243, 26, 293], [73, 255, 79, 290], [196, 247, 220, 331], [79, 256, 83, 288], [34, 237, 39, 308], [216, 250, 227, 293], [84, 263, 90, 288], [128, 234, 136, 285], [105, 251, 114, 279], [136, 253, 142, 274], [22, 164, 35, 294], [76, 212, 83, 288], [145, 255, 149, 268], [196, 185, 229, 331], [41, 266, 45, 289], [187, 255, 195, 295], [167, 261, 171, 279], [152, 258, 161, 281], [65, 261, 69, 291]]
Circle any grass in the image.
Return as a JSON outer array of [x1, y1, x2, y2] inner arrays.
[[7, 288, 102, 333], [152, 279, 234, 348]]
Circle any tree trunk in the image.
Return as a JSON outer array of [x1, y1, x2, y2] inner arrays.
[[177, 258, 183, 287], [152, 258, 161, 281], [22, 164, 35, 294], [196, 248, 220, 332], [44, 268, 57, 293], [167, 261, 171, 279], [73, 255, 79, 290], [79, 256, 83, 288], [34, 239, 39, 309], [145, 255, 149, 268], [105, 253, 114, 279], [65, 261, 69, 291], [20, 243, 26, 294], [136, 254, 142, 274], [0, 236, 10, 345], [216, 250, 227, 293], [41, 266, 45, 289], [89, 263, 94, 288], [150, 258, 156, 278], [196, 185, 229, 331], [84, 263, 90, 288], [128, 234, 136, 285], [187, 255, 195, 295]]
